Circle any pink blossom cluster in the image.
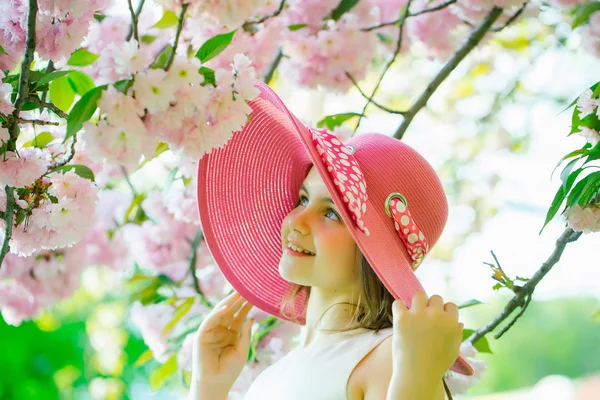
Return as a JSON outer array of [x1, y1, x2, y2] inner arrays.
[[565, 204, 600, 233], [182, 14, 284, 77], [1, 170, 99, 256], [0, 147, 50, 188], [81, 52, 259, 165], [576, 88, 600, 146], [278, 1, 380, 92], [163, 155, 201, 225], [443, 341, 488, 394], [141, 53, 260, 160], [581, 12, 600, 58], [158, 0, 268, 29], [0, 0, 109, 70], [0, 242, 86, 326], [0, 71, 14, 120]]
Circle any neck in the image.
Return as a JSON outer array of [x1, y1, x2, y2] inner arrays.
[[299, 286, 362, 347]]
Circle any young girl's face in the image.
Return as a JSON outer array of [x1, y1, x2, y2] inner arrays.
[[279, 166, 361, 290]]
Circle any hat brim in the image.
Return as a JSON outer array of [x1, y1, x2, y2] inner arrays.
[[197, 80, 474, 376]]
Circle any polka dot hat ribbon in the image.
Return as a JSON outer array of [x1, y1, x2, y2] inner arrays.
[[385, 193, 430, 270], [310, 128, 370, 237]]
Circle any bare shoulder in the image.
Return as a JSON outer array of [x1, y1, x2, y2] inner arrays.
[[347, 332, 394, 400]]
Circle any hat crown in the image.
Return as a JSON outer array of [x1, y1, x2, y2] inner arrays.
[[343, 133, 448, 249]]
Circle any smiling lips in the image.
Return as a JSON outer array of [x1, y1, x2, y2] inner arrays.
[[286, 242, 315, 256]]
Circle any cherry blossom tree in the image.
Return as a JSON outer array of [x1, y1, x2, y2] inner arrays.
[[0, 0, 599, 397]]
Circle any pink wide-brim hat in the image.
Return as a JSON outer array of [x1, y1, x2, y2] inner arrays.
[[197, 80, 474, 376]]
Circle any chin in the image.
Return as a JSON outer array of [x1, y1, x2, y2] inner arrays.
[[278, 260, 312, 286]]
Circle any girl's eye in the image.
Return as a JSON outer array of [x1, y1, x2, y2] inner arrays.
[[296, 195, 340, 221]]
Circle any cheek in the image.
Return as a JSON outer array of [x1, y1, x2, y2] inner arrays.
[[316, 230, 358, 274]]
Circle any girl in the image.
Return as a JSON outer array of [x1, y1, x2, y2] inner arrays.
[[189, 81, 474, 400]]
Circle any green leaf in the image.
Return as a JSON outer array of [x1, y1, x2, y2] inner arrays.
[[457, 299, 483, 309], [151, 44, 173, 70], [583, 141, 600, 165], [540, 184, 567, 235], [592, 309, 600, 321], [50, 165, 96, 182], [377, 33, 394, 45], [331, 0, 360, 21], [34, 70, 71, 90], [0, 45, 6, 56], [151, 9, 179, 29], [199, 66, 216, 87], [23, 132, 54, 149], [134, 349, 154, 367], [462, 329, 493, 354], [577, 171, 600, 206], [288, 24, 307, 31], [566, 172, 599, 210], [316, 112, 364, 131], [149, 355, 178, 390], [67, 49, 100, 67], [141, 34, 157, 44], [572, 2, 600, 28], [195, 30, 237, 64], [93, 13, 106, 22], [67, 71, 95, 96], [65, 85, 107, 141], [49, 76, 75, 112], [162, 298, 195, 335]]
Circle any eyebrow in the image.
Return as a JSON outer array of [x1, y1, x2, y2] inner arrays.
[[300, 184, 335, 205]]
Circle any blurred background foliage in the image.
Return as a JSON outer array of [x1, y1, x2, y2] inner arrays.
[[1, 285, 599, 399]]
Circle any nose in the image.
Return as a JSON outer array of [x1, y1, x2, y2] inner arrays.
[[288, 207, 310, 236]]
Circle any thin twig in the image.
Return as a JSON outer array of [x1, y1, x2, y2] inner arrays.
[[491, 1, 529, 32], [165, 3, 189, 71], [126, 0, 145, 42], [0, 186, 16, 268], [361, 0, 457, 32], [466, 227, 582, 345], [243, 0, 286, 31], [27, 96, 68, 119], [353, 0, 413, 133], [8, 0, 38, 152], [393, 7, 503, 139], [121, 166, 137, 194], [188, 229, 213, 308], [345, 72, 405, 115], [40, 60, 54, 104], [16, 118, 60, 126], [48, 136, 77, 169], [263, 47, 283, 84]]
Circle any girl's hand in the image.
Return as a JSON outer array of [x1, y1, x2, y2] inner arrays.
[[191, 290, 254, 394], [391, 290, 463, 380]]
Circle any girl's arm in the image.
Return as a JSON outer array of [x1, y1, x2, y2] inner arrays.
[[385, 372, 445, 400]]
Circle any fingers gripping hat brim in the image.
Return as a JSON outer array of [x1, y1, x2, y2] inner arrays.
[[197, 80, 475, 376]]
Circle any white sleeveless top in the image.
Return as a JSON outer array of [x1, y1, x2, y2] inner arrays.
[[244, 326, 394, 400]]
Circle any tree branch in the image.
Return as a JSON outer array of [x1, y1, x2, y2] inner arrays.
[[345, 72, 405, 115], [491, 1, 529, 32], [393, 7, 503, 139], [361, 0, 457, 32], [16, 117, 60, 126], [165, 3, 189, 71], [466, 227, 582, 345], [48, 135, 77, 169], [353, 0, 413, 133], [126, 0, 145, 42], [27, 96, 69, 120], [188, 229, 213, 308], [263, 47, 283, 84], [0, 186, 16, 268], [243, 0, 286, 31], [8, 0, 38, 152]]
